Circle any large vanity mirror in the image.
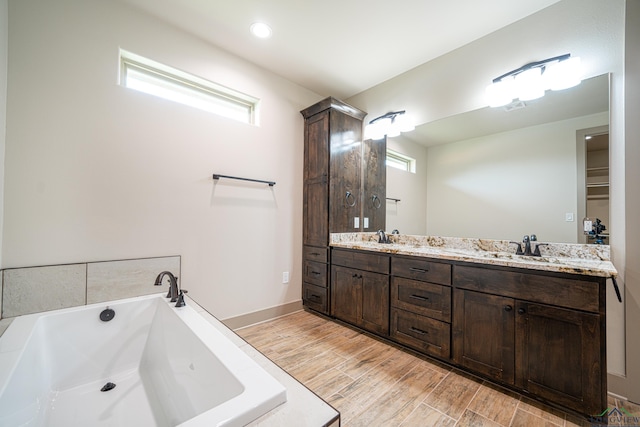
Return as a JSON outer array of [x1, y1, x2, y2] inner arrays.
[[386, 74, 610, 244]]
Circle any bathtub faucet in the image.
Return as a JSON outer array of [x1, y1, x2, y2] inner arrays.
[[154, 271, 180, 303]]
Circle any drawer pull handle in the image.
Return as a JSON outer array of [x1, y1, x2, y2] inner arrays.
[[309, 294, 321, 301], [310, 252, 321, 256], [409, 294, 430, 302], [504, 305, 513, 312], [518, 308, 526, 315], [311, 271, 321, 276], [409, 267, 429, 273], [410, 326, 428, 335]]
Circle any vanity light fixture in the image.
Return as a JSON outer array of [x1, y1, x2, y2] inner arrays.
[[486, 53, 582, 108], [364, 110, 415, 140], [250, 22, 272, 38]]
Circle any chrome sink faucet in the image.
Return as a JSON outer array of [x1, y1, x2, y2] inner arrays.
[[154, 271, 186, 306]]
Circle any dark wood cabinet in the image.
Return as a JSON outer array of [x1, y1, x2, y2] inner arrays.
[[515, 301, 602, 415], [452, 289, 516, 384], [325, 248, 607, 417], [390, 256, 452, 359], [452, 264, 606, 416], [300, 98, 387, 314], [331, 248, 390, 335]]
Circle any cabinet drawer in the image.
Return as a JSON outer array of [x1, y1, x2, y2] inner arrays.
[[303, 283, 328, 313], [391, 308, 451, 359], [392, 256, 451, 285], [453, 265, 601, 312], [304, 260, 327, 287], [391, 277, 451, 322], [332, 248, 389, 274], [304, 245, 328, 263]]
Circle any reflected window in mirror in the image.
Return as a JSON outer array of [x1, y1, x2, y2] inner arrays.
[[387, 149, 416, 173]]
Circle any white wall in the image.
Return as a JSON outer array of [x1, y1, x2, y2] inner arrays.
[[3, 0, 321, 320], [0, 0, 7, 271], [385, 136, 428, 235], [426, 113, 608, 242]]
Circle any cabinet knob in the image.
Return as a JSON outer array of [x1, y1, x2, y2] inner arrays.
[[518, 308, 526, 314], [504, 305, 513, 312]]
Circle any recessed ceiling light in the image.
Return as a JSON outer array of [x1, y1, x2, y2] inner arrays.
[[250, 22, 272, 39]]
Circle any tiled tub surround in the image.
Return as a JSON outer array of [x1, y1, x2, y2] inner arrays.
[[330, 233, 617, 278], [1, 255, 181, 320]]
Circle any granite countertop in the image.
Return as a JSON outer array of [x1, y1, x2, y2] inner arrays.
[[330, 233, 617, 278]]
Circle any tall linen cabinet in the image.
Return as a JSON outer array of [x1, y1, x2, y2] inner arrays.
[[300, 97, 386, 315]]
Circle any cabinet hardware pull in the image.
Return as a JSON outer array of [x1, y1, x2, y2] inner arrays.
[[311, 271, 321, 275], [518, 308, 526, 314], [409, 267, 429, 273], [410, 327, 428, 335], [310, 294, 320, 301], [310, 252, 320, 256], [409, 294, 430, 301], [345, 191, 357, 207], [504, 305, 513, 312], [371, 194, 382, 209], [352, 273, 358, 278]]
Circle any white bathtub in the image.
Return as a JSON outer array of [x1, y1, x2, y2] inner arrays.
[[0, 294, 286, 426]]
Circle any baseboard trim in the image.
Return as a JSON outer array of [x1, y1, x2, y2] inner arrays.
[[608, 372, 628, 400], [222, 300, 303, 330]]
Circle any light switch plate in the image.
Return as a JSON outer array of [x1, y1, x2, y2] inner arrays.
[[565, 212, 574, 222]]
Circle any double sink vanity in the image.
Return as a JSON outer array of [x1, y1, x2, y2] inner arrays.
[[300, 96, 617, 418], [303, 232, 616, 418]]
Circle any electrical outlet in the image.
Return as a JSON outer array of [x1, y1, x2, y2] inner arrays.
[[282, 271, 289, 284]]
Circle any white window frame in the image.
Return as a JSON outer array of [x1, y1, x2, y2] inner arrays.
[[119, 50, 259, 125], [386, 148, 416, 173]]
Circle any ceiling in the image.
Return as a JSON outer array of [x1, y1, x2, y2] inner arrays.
[[117, 0, 562, 99]]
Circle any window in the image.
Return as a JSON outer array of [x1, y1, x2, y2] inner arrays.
[[119, 50, 259, 125], [386, 149, 416, 173]]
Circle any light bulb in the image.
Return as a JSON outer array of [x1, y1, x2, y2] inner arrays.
[[515, 67, 545, 101], [486, 76, 515, 107], [544, 56, 582, 90]]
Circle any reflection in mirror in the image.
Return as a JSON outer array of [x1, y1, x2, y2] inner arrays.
[[386, 74, 609, 244]]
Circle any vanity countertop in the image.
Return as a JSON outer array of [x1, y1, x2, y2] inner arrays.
[[330, 233, 617, 278]]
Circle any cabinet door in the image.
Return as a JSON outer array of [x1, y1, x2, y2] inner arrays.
[[304, 112, 329, 182], [453, 289, 515, 385], [361, 270, 389, 335], [329, 112, 362, 233], [515, 301, 604, 415], [331, 265, 362, 325], [303, 112, 329, 247], [362, 138, 386, 232]]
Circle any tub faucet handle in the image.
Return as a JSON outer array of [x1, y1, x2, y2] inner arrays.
[[175, 289, 188, 308]]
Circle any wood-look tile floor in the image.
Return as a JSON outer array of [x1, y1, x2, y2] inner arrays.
[[236, 310, 640, 427]]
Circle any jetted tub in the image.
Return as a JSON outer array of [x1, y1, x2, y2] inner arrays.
[[0, 294, 286, 426]]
